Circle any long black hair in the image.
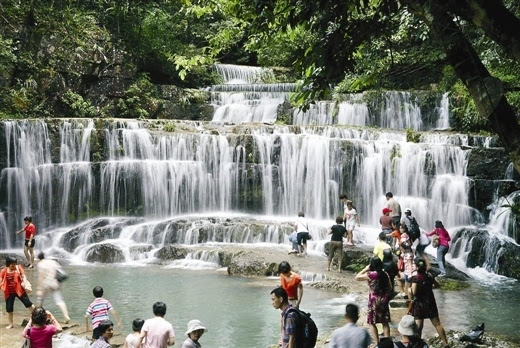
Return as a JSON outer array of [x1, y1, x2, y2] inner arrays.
[[369, 257, 390, 295]]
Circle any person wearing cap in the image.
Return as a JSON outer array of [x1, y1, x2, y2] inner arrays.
[[380, 208, 393, 245], [385, 192, 401, 228], [394, 315, 429, 348], [181, 320, 207, 348]]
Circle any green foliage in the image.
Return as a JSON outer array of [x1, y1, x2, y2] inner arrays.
[[405, 128, 421, 143], [163, 122, 176, 132], [117, 75, 158, 119], [437, 278, 470, 291], [61, 91, 98, 118]]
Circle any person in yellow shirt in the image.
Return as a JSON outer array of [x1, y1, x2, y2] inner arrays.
[[373, 232, 391, 261]]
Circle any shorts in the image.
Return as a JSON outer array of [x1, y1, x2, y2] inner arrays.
[[346, 223, 356, 231], [297, 232, 310, 245], [93, 326, 102, 339], [6, 293, 33, 312], [25, 239, 35, 248], [328, 241, 343, 261], [404, 274, 412, 283]]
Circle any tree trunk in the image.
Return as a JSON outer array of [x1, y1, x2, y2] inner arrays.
[[441, 0, 520, 61], [404, 0, 520, 174]]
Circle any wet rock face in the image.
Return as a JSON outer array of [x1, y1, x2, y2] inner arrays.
[[227, 258, 278, 277], [85, 243, 124, 263], [452, 227, 520, 280], [467, 147, 510, 180], [154, 245, 189, 260], [60, 218, 143, 252]]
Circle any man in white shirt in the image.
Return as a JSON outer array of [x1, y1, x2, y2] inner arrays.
[[344, 201, 360, 246], [294, 212, 310, 256], [329, 304, 371, 348], [385, 192, 401, 228], [137, 302, 175, 348]]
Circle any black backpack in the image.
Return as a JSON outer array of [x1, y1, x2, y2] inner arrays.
[[408, 217, 421, 242], [283, 307, 318, 348]]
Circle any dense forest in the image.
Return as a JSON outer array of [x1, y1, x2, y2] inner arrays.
[[0, 1, 519, 139]]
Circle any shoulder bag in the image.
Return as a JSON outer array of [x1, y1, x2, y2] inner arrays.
[[16, 265, 32, 293]]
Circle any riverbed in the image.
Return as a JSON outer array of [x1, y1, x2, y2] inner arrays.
[[18, 262, 519, 347]]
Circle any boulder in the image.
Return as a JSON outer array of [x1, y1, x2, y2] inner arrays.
[[154, 245, 189, 260], [85, 243, 124, 263], [452, 227, 520, 279], [226, 251, 279, 276], [467, 147, 510, 180]]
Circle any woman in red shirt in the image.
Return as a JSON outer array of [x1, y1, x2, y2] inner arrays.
[[278, 261, 303, 308], [0, 256, 35, 329], [16, 216, 36, 268]]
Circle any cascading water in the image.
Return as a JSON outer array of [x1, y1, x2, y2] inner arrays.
[[435, 92, 450, 129], [0, 64, 515, 283], [0, 212, 9, 249]]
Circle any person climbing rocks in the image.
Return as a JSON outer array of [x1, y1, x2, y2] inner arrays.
[[294, 212, 310, 256], [278, 261, 303, 308], [16, 216, 36, 268], [426, 220, 451, 277]]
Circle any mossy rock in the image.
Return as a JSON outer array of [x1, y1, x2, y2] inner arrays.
[[344, 263, 366, 273], [437, 278, 469, 291]]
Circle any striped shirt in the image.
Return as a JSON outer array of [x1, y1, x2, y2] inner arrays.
[[86, 298, 113, 329], [281, 305, 296, 348], [91, 337, 112, 348]]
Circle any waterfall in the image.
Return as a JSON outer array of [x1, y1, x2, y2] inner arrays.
[[487, 191, 519, 242], [293, 100, 369, 126], [1, 119, 476, 238], [505, 163, 515, 180], [214, 64, 274, 84], [435, 92, 451, 129], [379, 91, 423, 130], [0, 212, 9, 249]]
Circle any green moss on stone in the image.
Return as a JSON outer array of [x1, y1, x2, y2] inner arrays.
[[437, 278, 469, 291]]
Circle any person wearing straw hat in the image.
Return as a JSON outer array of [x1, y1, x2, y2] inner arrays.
[[181, 320, 207, 348], [394, 315, 429, 348]]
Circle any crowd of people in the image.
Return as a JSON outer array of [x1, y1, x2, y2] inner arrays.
[[278, 192, 453, 348], [2, 191, 454, 348]]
